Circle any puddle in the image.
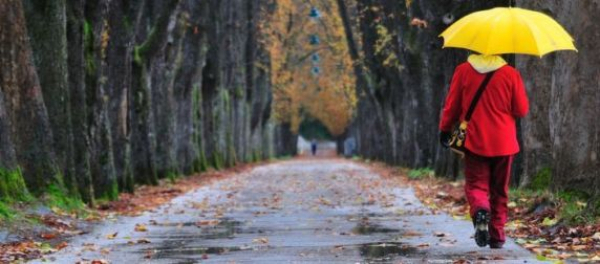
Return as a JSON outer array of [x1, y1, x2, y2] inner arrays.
[[351, 217, 400, 235], [151, 245, 250, 260], [197, 219, 244, 239], [358, 242, 420, 262], [152, 218, 264, 240], [351, 223, 399, 235]]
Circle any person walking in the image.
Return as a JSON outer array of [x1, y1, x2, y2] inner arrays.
[[311, 139, 318, 156], [439, 54, 529, 248]]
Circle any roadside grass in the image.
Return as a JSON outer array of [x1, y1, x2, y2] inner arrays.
[[1, 184, 90, 226], [510, 185, 595, 225], [0, 200, 14, 220], [407, 168, 435, 180], [43, 184, 86, 215]]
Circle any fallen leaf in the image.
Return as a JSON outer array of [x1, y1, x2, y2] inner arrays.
[[433, 231, 448, 237], [106, 232, 118, 239], [570, 245, 588, 251], [135, 224, 148, 232], [403, 230, 422, 237], [196, 220, 220, 226], [252, 237, 269, 244], [55, 241, 69, 250], [137, 238, 151, 244], [541, 217, 558, 227], [40, 233, 58, 240]]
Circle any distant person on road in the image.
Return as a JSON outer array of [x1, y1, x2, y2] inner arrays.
[[311, 139, 317, 156], [439, 54, 529, 249]]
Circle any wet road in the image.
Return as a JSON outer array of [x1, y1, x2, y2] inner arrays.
[[38, 159, 541, 263]]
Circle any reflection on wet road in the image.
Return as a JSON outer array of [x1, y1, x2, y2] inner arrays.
[[39, 159, 540, 263]]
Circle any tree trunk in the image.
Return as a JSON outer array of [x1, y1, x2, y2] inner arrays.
[[0, 69, 28, 200], [85, 0, 118, 200], [0, 0, 61, 196], [200, 0, 222, 169], [173, 0, 208, 175], [151, 1, 182, 180], [66, 0, 93, 203], [130, 0, 180, 185], [516, 0, 600, 195], [105, 0, 147, 193], [23, 0, 77, 196]]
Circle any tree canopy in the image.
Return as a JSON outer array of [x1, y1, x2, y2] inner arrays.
[[260, 0, 357, 136]]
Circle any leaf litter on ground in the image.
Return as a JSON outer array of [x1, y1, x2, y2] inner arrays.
[[0, 161, 267, 263], [361, 160, 600, 263]]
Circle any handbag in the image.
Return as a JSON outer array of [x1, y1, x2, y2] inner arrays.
[[449, 71, 496, 158]]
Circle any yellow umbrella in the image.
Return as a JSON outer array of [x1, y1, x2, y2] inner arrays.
[[440, 7, 577, 57]]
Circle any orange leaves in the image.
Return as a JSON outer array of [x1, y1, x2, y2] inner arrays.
[[261, 0, 356, 135]]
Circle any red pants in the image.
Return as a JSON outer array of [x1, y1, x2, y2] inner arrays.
[[464, 152, 514, 243]]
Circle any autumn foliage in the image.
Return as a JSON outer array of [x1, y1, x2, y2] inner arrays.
[[260, 0, 357, 136]]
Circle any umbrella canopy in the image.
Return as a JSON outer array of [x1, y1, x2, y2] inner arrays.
[[439, 7, 577, 57]]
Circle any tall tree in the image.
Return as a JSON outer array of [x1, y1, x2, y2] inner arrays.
[[173, 0, 209, 174], [130, 0, 181, 185], [151, 0, 183, 179], [85, 0, 118, 200], [105, 0, 147, 193], [0, 0, 61, 195], [516, 0, 600, 194], [23, 0, 77, 195], [66, 0, 93, 203], [0, 59, 27, 200]]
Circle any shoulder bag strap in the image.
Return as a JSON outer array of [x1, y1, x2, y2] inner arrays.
[[465, 71, 497, 122]]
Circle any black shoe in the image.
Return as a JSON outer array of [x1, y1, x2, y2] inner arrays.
[[473, 210, 490, 247], [490, 241, 504, 249]]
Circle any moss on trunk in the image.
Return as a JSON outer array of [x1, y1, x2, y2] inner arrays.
[[0, 168, 31, 202]]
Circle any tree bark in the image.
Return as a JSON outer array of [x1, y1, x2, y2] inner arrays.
[[130, 0, 180, 185], [105, 0, 147, 193], [516, 0, 600, 195], [67, 0, 93, 203], [0, 68, 27, 200], [85, 0, 118, 200], [173, 0, 209, 174], [0, 0, 61, 195], [23, 0, 77, 196], [151, 1, 182, 179]]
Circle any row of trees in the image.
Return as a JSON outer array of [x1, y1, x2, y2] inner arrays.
[[336, 0, 599, 196], [0, 0, 295, 205]]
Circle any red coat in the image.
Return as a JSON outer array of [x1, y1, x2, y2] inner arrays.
[[439, 63, 529, 157]]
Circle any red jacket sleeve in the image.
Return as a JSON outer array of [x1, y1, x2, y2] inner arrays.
[[511, 71, 529, 118], [439, 67, 463, 132]]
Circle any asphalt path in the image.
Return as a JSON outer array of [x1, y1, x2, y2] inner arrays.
[[37, 159, 542, 264]]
